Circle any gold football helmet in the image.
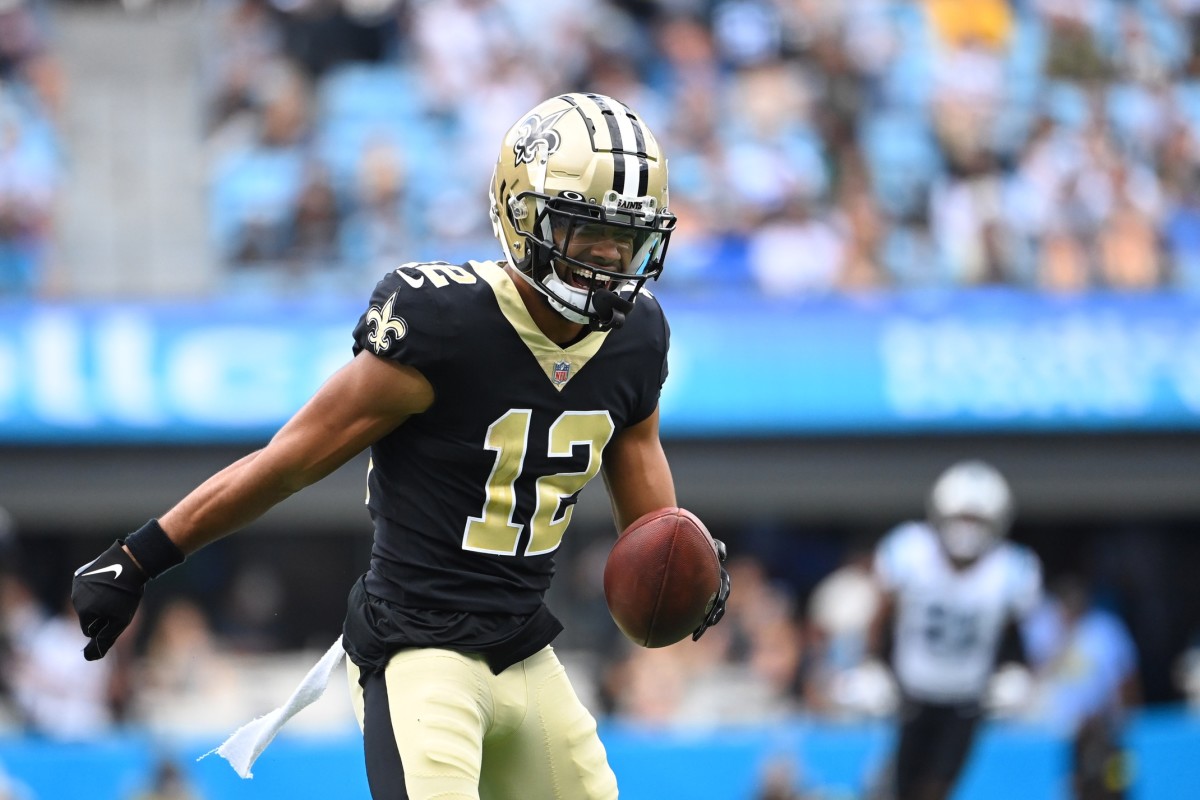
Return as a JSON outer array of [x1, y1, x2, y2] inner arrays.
[[489, 93, 676, 330]]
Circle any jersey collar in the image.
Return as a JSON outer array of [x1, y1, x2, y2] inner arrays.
[[472, 260, 612, 391]]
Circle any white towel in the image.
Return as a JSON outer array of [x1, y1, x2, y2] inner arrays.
[[200, 635, 347, 778]]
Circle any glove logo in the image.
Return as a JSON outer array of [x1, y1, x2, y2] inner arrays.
[[80, 564, 123, 579]]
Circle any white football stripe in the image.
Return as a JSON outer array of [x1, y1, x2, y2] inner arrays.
[[609, 106, 641, 196]]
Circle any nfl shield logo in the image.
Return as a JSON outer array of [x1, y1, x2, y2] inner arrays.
[[552, 360, 572, 386]]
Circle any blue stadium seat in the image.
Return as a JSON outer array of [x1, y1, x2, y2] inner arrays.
[[209, 148, 306, 255], [316, 64, 426, 126], [313, 65, 442, 197], [314, 116, 440, 200], [878, 3, 935, 111]]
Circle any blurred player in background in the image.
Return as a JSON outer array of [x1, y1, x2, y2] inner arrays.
[[68, 92, 728, 800], [867, 460, 1043, 800], [1024, 575, 1140, 800]]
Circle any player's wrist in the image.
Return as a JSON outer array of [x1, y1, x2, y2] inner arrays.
[[122, 519, 185, 580]]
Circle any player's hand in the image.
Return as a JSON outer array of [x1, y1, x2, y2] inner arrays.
[[72, 541, 148, 661], [985, 662, 1035, 718], [693, 538, 730, 641], [830, 659, 899, 717]]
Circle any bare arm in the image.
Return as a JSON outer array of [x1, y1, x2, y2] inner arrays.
[[157, 351, 434, 554], [601, 406, 676, 534]]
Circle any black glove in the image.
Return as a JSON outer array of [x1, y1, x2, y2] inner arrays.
[[72, 541, 147, 661], [72, 519, 185, 661], [693, 538, 730, 641]]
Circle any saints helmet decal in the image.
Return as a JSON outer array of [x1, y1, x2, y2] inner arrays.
[[512, 108, 571, 166]]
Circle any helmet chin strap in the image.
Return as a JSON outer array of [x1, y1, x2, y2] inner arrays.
[[590, 288, 634, 330], [540, 273, 634, 330], [516, 244, 636, 330]]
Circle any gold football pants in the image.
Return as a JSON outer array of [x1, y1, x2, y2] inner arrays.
[[347, 645, 618, 800]]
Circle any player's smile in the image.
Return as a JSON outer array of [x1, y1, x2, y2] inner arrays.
[[556, 260, 616, 291]]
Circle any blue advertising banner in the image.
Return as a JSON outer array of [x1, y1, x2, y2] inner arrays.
[[661, 290, 1200, 435], [1, 290, 1199, 442]]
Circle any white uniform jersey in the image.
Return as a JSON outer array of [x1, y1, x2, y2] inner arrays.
[[874, 522, 1042, 704]]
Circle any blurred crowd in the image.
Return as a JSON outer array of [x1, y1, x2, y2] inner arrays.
[[3, 0, 1200, 296], [162, 0, 1200, 296], [0, 0, 60, 295]]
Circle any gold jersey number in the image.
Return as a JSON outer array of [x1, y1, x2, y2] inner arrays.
[[463, 409, 615, 556]]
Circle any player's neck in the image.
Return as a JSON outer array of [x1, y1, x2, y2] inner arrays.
[[506, 265, 589, 346]]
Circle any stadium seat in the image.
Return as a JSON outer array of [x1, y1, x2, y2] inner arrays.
[[209, 148, 306, 256]]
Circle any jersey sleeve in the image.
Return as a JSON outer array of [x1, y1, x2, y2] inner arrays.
[[351, 266, 450, 376], [626, 292, 670, 427], [873, 522, 921, 593], [1005, 545, 1044, 618]]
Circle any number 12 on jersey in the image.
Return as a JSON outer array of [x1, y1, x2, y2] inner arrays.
[[463, 409, 615, 557]]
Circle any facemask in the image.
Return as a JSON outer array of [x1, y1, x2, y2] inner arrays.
[[939, 519, 994, 561]]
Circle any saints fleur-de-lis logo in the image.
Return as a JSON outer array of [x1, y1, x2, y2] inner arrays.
[[365, 292, 408, 354], [512, 108, 570, 165]]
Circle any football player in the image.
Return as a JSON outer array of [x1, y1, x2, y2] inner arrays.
[[70, 93, 730, 800], [868, 460, 1042, 800]]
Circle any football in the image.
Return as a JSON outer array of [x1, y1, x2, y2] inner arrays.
[[603, 506, 722, 648]]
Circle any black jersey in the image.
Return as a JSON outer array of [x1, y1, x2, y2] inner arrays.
[[343, 260, 668, 672]]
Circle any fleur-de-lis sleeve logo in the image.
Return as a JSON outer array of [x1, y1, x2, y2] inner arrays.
[[365, 292, 408, 354], [512, 108, 571, 165]]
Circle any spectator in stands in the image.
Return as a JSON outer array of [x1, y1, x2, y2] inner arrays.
[[10, 595, 122, 740], [0, 0, 62, 117], [801, 545, 883, 717], [339, 136, 412, 279], [747, 195, 846, 296], [134, 598, 240, 736], [1097, 196, 1162, 289], [203, 0, 284, 136], [1038, 227, 1092, 291], [210, 58, 315, 281], [192, 0, 1200, 297], [287, 163, 341, 274], [0, 90, 56, 295], [601, 554, 799, 726]]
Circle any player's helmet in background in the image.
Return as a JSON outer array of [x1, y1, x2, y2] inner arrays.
[[927, 460, 1015, 562], [489, 93, 676, 330]]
